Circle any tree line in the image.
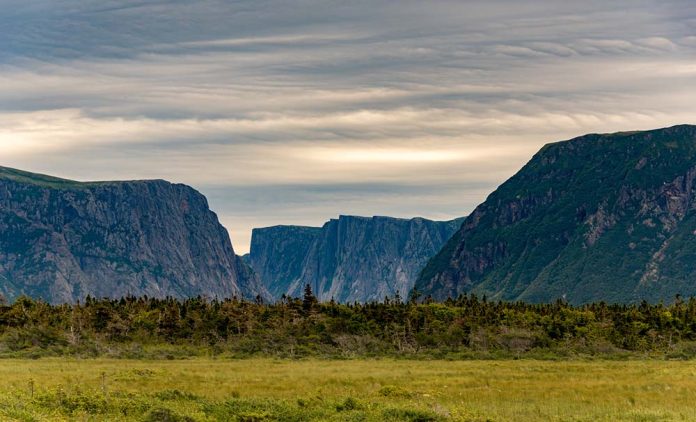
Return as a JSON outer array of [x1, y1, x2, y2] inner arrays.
[[1, 286, 696, 359]]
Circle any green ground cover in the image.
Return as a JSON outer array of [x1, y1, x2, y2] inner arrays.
[[0, 358, 695, 421]]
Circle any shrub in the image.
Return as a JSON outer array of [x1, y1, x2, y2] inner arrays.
[[145, 407, 196, 422]]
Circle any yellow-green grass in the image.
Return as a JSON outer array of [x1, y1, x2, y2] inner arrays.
[[0, 358, 695, 421]]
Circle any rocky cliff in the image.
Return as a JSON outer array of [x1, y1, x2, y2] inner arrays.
[[0, 166, 268, 303], [415, 124, 696, 304], [245, 225, 322, 299], [248, 215, 463, 302]]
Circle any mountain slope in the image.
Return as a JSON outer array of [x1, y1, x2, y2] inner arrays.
[[0, 166, 268, 303], [248, 215, 463, 302], [415, 124, 696, 304]]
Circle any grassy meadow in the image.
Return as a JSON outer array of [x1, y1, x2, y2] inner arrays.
[[0, 358, 694, 421]]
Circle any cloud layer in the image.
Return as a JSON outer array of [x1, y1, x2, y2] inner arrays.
[[1, 0, 695, 252]]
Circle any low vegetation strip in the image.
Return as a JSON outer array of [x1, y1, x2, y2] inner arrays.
[[2, 292, 696, 359], [0, 359, 695, 421]]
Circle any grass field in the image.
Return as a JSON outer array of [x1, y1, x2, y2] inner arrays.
[[0, 358, 695, 421]]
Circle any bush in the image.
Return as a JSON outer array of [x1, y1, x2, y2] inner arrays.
[[145, 407, 196, 422], [382, 407, 445, 422], [378, 385, 413, 398], [336, 396, 362, 411]]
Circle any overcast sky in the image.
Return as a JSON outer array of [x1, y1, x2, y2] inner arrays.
[[1, 1, 695, 253]]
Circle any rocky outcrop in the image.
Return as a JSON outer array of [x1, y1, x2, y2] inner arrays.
[[415, 124, 696, 304], [248, 215, 463, 302], [0, 166, 268, 303]]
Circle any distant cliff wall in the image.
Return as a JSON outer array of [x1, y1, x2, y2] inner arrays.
[[248, 215, 463, 302]]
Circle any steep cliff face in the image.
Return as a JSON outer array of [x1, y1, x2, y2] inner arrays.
[[246, 226, 322, 299], [248, 215, 463, 302], [0, 166, 267, 303], [416, 124, 696, 304]]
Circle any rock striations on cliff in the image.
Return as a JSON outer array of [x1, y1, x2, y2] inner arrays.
[[247, 215, 463, 303], [415, 124, 696, 304], [0, 166, 268, 303]]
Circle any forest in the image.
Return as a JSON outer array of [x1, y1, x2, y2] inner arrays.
[[1, 286, 695, 360]]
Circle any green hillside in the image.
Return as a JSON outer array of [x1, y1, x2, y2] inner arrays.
[[416, 125, 696, 304]]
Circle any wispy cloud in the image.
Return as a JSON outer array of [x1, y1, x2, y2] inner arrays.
[[1, 0, 695, 252]]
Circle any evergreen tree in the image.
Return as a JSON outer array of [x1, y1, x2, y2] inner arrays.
[[303, 284, 318, 312]]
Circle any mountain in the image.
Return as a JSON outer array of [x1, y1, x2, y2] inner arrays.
[[415, 124, 696, 304], [0, 166, 268, 303], [244, 225, 322, 299], [247, 215, 464, 302]]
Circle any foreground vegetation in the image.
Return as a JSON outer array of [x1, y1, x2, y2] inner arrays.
[[3, 293, 696, 420], [2, 290, 696, 359], [1, 358, 695, 421]]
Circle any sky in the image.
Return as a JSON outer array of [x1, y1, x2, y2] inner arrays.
[[1, 1, 695, 253]]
